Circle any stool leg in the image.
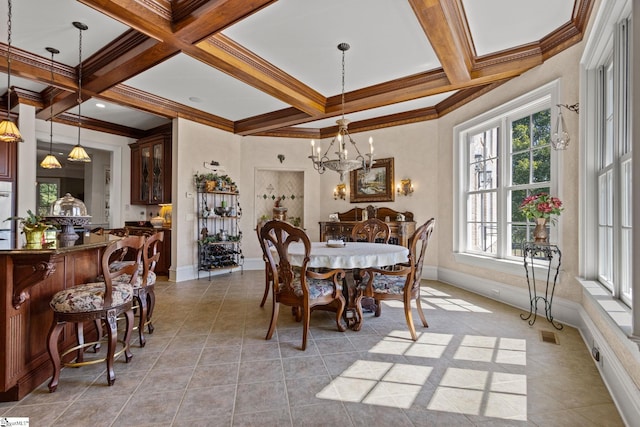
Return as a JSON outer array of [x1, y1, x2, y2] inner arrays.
[[46, 320, 65, 392], [122, 307, 134, 362], [105, 309, 118, 386], [75, 322, 85, 363], [146, 287, 155, 334], [136, 289, 148, 347]]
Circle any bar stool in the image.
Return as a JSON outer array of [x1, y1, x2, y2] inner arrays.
[[46, 235, 144, 392]]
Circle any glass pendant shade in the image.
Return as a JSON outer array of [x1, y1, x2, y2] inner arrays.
[[0, 120, 23, 142], [41, 154, 62, 169], [551, 110, 570, 150], [68, 143, 91, 162]]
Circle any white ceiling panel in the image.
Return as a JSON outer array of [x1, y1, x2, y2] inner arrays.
[[462, 0, 575, 56], [123, 53, 290, 121], [222, 0, 440, 96]]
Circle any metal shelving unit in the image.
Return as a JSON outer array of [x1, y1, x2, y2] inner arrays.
[[197, 189, 243, 279]]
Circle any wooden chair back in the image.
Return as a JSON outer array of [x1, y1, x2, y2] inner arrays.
[[261, 220, 310, 297], [351, 218, 391, 243], [406, 218, 436, 293], [100, 235, 145, 307], [142, 231, 164, 286]]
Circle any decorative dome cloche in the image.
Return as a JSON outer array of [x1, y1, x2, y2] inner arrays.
[[45, 193, 91, 242], [50, 193, 89, 216]]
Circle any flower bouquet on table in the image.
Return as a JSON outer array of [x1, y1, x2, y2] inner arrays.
[[519, 193, 563, 223], [519, 193, 563, 243]]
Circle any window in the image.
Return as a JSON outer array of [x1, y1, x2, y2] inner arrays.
[[454, 81, 559, 273], [37, 180, 59, 216], [593, 19, 632, 305]]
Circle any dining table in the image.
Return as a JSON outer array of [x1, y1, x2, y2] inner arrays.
[[284, 241, 409, 329]]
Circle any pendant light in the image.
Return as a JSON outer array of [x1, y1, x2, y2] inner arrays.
[[40, 47, 62, 169], [0, 0, 23, 142], [308, 43, 374, 182], [67, 21, 91, 162]]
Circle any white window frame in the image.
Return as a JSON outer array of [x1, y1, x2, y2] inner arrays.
[[581, 5, 633, 306], [453, 80, 562, 276]]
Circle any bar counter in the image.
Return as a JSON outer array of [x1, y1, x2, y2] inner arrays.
[[0, 233, 118, 401]]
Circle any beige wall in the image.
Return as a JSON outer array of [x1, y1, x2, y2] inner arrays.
[[435, 42, 584, 303]]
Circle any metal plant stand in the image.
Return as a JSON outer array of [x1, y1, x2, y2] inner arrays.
[[521, 242, 563, 330]]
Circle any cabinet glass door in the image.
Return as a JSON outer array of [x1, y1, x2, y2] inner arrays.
[[152, 143, 163, 203], [141, 146, 151, 202]]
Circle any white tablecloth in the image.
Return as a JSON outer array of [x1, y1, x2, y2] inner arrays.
[[286, 242, 409, 269]]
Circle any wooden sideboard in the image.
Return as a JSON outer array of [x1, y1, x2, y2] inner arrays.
[[319, 205, 416, 247], [0, 234, 115, 401]]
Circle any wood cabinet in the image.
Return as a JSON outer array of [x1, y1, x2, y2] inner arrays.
[[130, 132, 171, 205], [319, 205, 416, 247], [0, 235, 113, 401], [0, 140, 16, 181]]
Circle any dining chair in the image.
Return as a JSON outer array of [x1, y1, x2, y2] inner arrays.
[[46, 235, 144, 392], [351, 218, 391, 243], [261, 220, 346, 350], [357, 218, 435, 340]]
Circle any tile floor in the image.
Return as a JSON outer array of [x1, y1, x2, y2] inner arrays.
[[0, 270, 625, 426]]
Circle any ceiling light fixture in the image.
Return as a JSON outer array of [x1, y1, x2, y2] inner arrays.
[[309, 43, 373, 182], [551, 103, 579, 150], [40, 47, 62, 169], [67, 21, 91, 162], [0, 0, 23, 143]]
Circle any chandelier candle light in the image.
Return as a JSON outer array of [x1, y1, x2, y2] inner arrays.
[[309, 43, 374, 182]]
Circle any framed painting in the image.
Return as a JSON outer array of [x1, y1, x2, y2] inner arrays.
[[349, 157, 394, 203]]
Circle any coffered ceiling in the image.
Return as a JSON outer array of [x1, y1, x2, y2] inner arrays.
[[0, 0, 593, 140]]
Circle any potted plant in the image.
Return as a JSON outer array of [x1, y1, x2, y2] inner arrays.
[[519, 193, 563, 242], [5, 209, 53, 246]]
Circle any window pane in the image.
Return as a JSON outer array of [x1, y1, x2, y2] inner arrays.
[[511, 152, 530, 185], [510, 224, 528, 257], [532, 110, 551, 147], [511, 116, 530, 152], [466, 192, 497, 255], [532, 146, 551, 182], [38, 183, 58, 216]]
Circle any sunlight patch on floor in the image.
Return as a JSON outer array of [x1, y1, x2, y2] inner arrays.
[[317, 328, 528, 420], [428, 367, 527, 420], [317, 360, 431, 409]]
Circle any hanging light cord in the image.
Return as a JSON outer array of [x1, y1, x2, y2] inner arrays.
[[5, 0, 13, 120], [76, 24, 83, 142], [340, 44, 346, 121], [48, 48, 56, 153]]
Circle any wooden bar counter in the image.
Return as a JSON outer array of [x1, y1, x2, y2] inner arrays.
[[0, 233, 118, 401]]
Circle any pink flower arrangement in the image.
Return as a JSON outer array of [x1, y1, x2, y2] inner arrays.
[[519, 193, 563, 221]]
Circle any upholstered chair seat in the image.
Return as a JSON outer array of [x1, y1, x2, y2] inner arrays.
[[50, 282, 134, 313], [287, 275, 343, 299]]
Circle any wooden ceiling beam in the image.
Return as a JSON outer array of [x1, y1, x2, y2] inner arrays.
[[408, 0, 473, 85]]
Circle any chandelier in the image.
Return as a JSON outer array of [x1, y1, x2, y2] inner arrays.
[[67, 22, 91, 162], [40, 47, 62, 169], [309, 43, 373, 182], [0, 0, 23, 142]]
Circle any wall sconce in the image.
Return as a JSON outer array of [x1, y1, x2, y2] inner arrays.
[[551, 103, 579, 150], [334, 183, 347, 200], [397, 179, 414, 196]]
